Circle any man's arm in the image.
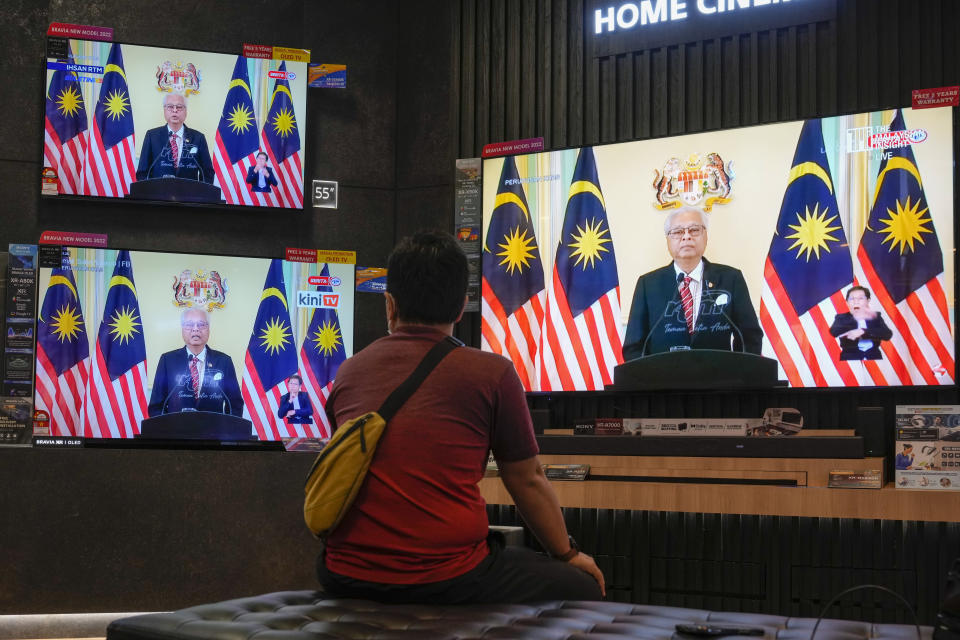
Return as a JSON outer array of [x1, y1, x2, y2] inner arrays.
[[829, 313, 856, 338], [622, 277, 649, 361], [219, 355, 244, 416], [730, 270, 763, 354], [499, 456, 606, 595], [146, 353, 168, 417], [135, 132, 155, 181], [197, 135, 215, 184]]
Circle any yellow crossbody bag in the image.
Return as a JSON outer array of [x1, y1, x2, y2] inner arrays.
[[303, 336, 461, 538]]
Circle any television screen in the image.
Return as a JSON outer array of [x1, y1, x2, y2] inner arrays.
[[42, 39, 307, 208], [34, 247, 353, 439], [481, 107, 955, 390]]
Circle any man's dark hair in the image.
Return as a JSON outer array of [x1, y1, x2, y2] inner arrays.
[[846, 285, 871, 300], [287, 374, 302, 384], [387, 231, 468, 324]]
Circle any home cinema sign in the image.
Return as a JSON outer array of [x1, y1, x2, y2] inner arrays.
[[588, 0, 836, 56]]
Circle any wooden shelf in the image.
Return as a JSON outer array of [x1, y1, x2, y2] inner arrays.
[[481, 451, 957, 521], [480, 477, 957, 521]]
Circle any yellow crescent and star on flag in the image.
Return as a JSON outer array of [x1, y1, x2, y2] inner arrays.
[[45, 275, 84, 343], [227, 76, 256, 134], [566, 179, 612, 270], [872, 156, 933, 256], [258, 286, 292, 356], [106, 274, 142, 346], [489, 189, 538, 276], [101, 63, 130, 120]]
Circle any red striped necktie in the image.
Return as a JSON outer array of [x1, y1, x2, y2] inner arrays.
[[190, 356, 200, 398], [680, 275, 694, 334], [170, 132, 179, 168]]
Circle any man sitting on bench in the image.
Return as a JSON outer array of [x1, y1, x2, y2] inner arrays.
[[318, 231, 605, 603]]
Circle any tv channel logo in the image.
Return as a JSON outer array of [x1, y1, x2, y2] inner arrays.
[[297, 291, 339, 309], [307, 275, 341, 287]]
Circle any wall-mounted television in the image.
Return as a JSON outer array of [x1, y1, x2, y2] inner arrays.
[[482, 107, 955, 390], [34, 247, 352, 439], [43, 39, 307, 208]]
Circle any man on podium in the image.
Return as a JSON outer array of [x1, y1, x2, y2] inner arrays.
[[135, 92, 214, 184], [622, 207, 762, 360], [147, 308, 243, 417]]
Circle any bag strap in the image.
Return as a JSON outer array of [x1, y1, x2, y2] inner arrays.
[[377, 335, 463, 422]]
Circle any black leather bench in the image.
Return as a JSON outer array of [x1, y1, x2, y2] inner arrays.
[[105, 590, 933, 640]]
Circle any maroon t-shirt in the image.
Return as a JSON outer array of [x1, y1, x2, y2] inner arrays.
[[323, 325, 538, 584]]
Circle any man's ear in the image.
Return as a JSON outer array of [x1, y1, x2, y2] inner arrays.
[[384, 292, 398, 322], [454, 295, 468, 324]]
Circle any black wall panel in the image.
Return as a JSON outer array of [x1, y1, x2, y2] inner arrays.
[[489, 505, 960, 625]]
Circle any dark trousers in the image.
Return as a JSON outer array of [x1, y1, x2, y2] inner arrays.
[[316, 532, 603, 604]]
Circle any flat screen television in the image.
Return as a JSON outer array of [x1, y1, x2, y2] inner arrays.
[[33, 247, 353, 439], [481, 107, 955, 390], [42, 38, 307, 208]]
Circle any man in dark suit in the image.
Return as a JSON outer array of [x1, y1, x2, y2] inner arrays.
[[622, 207, 763, 360], [829, 286, 892, 360], [135, 93, 215, 184], [276, 373, 314, 424], [147, 308, 244, 417], [246, 151, 278, 193]]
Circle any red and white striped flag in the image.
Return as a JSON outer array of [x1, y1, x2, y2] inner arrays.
[[260, 61, 303, 209], [43, 45, 88, 195], [82, 43, 136, 197], [35, 250, 90, 435], [855, 110, 954, 385], [538, 147, 623, 391], [212, 56, 266, 207], [84, 250, 149, 437], [480, 157, 546, 391]]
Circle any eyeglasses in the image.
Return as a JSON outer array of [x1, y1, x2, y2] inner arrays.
[[164, 105, 186, 112], [666, 225, 705, 239], [182, 321, 209, 330]]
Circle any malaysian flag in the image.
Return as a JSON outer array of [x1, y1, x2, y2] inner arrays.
[[35, 249, 90, 435], [856, 110, 954, 385], [297, 264, 345, 438], [44, 44, 88, 194], [212, 56, 263, 206], [260, 61, 303, 208], [241, 259, 298, 440], [480, 156, 546, 391], [83, 43, 135, 197], [84, 251, 149, 437], [538, 147, 624, 391], [760, 119, 863, 387]]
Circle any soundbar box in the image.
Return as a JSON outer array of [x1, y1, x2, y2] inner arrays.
[[537, 434, 865, 458]]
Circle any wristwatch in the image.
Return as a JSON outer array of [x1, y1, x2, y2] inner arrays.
[[554, 535, 579, 561]]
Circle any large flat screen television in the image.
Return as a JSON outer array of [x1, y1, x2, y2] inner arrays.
[[481, 107, 955, 390], [34, 247, 353, 439], [42, 39, 307, 208]]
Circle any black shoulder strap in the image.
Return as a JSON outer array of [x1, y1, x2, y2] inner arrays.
[[377, 335, 463, 422]]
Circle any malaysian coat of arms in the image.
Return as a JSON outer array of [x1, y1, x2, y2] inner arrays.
[[156, 61, 201, 95], [173, 269, 227, 311], [652, 152, 734, 211]]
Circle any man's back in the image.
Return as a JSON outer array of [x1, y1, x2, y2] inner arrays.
[[323, 324, 537, 585]]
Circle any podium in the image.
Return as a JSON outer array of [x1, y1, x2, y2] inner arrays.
[[139, 411, 254, 440], [128, 177, 223, 204], [613, 349, 781, 390]]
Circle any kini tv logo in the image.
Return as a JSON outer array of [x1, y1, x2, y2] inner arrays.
[[297, 291, 339, 309]]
